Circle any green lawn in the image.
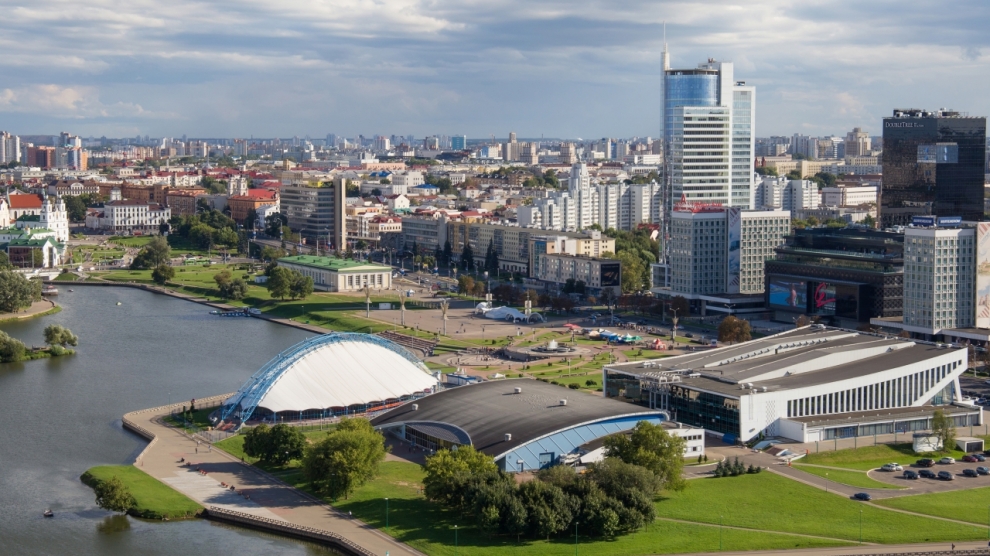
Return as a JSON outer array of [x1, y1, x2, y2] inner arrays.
[[875, 485, 990, 525], [792, 465, 905, 490], [800, 441, 985, 472], [659, 472, 985, 544], [80, 465, 201, 519]]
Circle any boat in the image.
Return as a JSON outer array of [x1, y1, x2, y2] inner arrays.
[[116, 302, 122, 306], [43, 509, 54, 518], [42, 286, 58, 296], [68, 289, 74, 292]]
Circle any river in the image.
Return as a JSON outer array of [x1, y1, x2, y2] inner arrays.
[[0, 286, 332, 555]]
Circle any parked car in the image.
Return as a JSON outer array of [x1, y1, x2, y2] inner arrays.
[[939, 457, 956, 464], [962, 455, 978, 463], [853, 492, 872, 501], [903, 470, 919, 480], [881, 463, 903, 472], [919, 469, 937, 479], [916, 458, 935, 467], [937, 471, 955, 481], [963, 469, 980, 478], [684, 333, 694, 338], [977, 466, 990, 475], [974, 454, 986, 462]]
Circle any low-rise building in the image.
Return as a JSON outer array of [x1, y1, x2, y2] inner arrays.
[[277, 255, 392, 292], [531, 252, 621, 296], [228, 189, 279, 224], [85, 200, 171, 232]]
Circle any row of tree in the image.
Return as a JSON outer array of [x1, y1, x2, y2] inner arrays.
[[0, 266, 43, 313], [0, 324, 78, 363], [266, 266, 314, 300], [421, 421, 685, 540], [243, 419, 388, 501]]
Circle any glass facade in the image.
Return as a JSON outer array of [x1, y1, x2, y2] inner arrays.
[[880, 112, 987, 227], [663, 70, 719, 144]]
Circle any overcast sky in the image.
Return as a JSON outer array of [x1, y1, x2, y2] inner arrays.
[[1, 0, 988, 140]]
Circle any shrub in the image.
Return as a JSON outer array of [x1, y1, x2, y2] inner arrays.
[[585, 379, 597, 386], [568, 383, 579, 389]]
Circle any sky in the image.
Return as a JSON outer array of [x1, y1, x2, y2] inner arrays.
[[1, 0, 989, 140]]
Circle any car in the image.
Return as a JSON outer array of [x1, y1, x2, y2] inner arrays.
[[919, 469, 937, 479], [939, 457, 956, 464], [916, 458, 935, 467], [684, 333, 694, 338], [853, 492, 872, 501], [881, 463, 903, 472], [963, 455, 979, 463], [974, 454, 986, 462], [977, 467, 990, 475], [937, 471, 955, 481], [963, 469, 980, 477], [903, 470, 919, 480]]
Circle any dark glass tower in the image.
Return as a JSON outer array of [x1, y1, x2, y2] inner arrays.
[[880, 108, 987, 227]]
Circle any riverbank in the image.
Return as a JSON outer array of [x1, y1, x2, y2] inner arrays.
[[0, 300, 60, 323], [80, 465, 202, 520]]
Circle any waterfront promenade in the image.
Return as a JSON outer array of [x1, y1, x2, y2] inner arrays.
[[124, 398, 422, 556]]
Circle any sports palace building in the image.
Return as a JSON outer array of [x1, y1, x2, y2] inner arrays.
[[603, 326, 983, 444]]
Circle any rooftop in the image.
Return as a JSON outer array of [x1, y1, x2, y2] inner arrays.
[[278, 255, 392, 273], [371, 378, 663, 457], [606, 327, 964, 396]]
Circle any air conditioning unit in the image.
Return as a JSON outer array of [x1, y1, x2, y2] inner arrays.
[[559, 399, 568, 406], [411, 404, 419, 411], [514, 387, 522, 394], [505, 433, 512, 441]]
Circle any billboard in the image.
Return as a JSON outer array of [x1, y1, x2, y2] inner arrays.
[[912, 216, 935, 227], [600, 262, 621, 288], [977, 223, 990, 328], [812, 282, 836, 315], [726, 207, 741, 294], [768, 278, 807, 311]]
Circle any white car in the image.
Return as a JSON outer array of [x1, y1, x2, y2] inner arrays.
[[881, 463, 903, 472], [939, 457, 956, 464]]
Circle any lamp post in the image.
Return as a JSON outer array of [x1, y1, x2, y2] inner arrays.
[[825, 472, 829, 493], [859, 508, 863, 544], [454, 525, 458, 556], [574, 520, 579, 556], [385, 497, 389, 531], [719, 514, 723, 551]]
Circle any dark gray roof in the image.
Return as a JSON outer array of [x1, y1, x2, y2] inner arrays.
[[787, 404, 980, 427], [370, 379, 663, 457], [606, 327, 964, 394]]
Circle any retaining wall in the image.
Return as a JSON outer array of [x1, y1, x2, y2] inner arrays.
[[204, 507, 375, 556]]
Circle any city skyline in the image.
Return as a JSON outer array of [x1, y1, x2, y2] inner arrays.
[[1, 0, 989, 138]]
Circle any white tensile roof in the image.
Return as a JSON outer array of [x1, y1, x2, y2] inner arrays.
[[256, 337, 437, 413]]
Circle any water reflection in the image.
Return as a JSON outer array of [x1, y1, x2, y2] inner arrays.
[[96, 515, 130, 535]]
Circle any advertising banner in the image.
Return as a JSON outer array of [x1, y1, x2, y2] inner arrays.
[[976, 223, 990, 328], [726, 207, 741, 294]]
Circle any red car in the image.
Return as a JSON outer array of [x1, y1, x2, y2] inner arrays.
[[962, 455, 979, 463]]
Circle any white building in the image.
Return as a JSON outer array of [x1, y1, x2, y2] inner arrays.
[[782, 180, 820, 212], [391, 171, 424, 189], [86, 200, 171, 232], [276, 255, 393, 292], [822, 185, 877, 207], [13, 195, 69, 243], [902, 226, 976, 333], [605, 327, 981, 443]]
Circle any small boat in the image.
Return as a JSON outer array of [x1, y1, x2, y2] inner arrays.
[[68, 289, 74, 292], [42, 286, 59, 296], [43, 509, 54, 518], [116, 302, 122, 306]]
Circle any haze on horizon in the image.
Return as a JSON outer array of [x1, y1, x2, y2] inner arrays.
[[1, 0, 988, 139]]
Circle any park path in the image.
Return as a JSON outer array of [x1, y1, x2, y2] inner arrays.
[[125, 400, 423, 556], [653, 516, 875, 546], [678, 540, 990, 555]]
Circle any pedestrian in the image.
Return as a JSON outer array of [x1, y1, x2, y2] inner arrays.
[[195, 446, 198, 454], [951, 543, 955, 551]]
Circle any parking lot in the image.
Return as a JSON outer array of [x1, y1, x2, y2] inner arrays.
[[865, 456, 990, 495]]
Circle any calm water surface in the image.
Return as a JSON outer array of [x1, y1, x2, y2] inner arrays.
[[0, 286, 332, 555]]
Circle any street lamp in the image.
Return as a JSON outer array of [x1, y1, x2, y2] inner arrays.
[[859, 508, 863, 544], [825, 472, 828, 493], [385, 497, 389, 531], [574, 520, 579, 556], [454, 525, 458, 556], [719, 514, 723, 551]]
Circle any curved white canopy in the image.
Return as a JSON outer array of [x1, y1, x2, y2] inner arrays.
[[253, 336, 438, 413]]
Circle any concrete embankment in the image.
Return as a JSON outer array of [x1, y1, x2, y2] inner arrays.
[[204, 507, 375, 556]]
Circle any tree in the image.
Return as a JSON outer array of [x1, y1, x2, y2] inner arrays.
[[786, 169, 802, 180], [303, 418, 388, 500], [152, 264, 175, 285], [289, 272, 314, 299], [931, 408, 957, 454], [265, 213, 287, 237], [43, 324, 78, 347], [0, 330, 26, 362], [0, 251, 12, 271], [461, 244, 475, 271], [242, 423, 306, 465], [458, 275, 476, 295], [0, 270, 42, 313], [485, 241, 499, 274], [213, 227, 239, 248], [260, 246, 286, 262], [717, 315, 752, 344], [603, 421, 686, 492], [518, 479, 573, 540], [64, 195, 88, 222], [861, 214, 876, 228], [244, 208, 258, 230], [130, 236, 172, 270], [794, 314, 810, 328], [442, 240, 453, 267], [214, 270, 247, 299], [668, 296, 689, 319], [94, 475, 135, 514], [423, 445, 498, 505], [267, 266, 291, 300]]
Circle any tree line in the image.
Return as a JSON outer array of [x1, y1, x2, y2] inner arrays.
[[421, 421, 685, 540]]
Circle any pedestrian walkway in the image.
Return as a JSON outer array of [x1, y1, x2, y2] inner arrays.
[[125, 400, 423, 556]]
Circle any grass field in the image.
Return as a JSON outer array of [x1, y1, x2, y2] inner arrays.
[[875, 485, 990, 525], [80, 465, 201, 519], [800, 441, 988, 472], [659, 472, 985, 544], [792, 464, 905, 490]]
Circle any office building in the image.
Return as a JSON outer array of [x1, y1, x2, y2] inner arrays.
[[880, 108, 987, 227], [451, 135, 466, 150], [902, 225, 975, 333], [843, 127, 872, 158], [662, 206, 789, 315], [281, 179, 346, 249], [0, 132, 21, 165], [531, 253, 621, 296], [661, 50, 755, 210], [766, 228, 904, 326], [822, 186, 878, 207], [604, 327, 980, 443]]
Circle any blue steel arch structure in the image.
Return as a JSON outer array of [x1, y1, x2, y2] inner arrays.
[[219, 333, 428, 424]]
